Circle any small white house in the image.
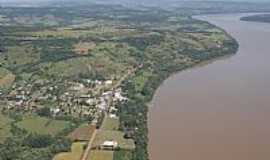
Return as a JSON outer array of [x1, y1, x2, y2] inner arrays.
[[105, 80, 113, 85], [109, 113, 118, 119], [101, 141, 118, 150]]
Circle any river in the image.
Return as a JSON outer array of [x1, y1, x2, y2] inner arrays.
[[148, 13, 270, 160]]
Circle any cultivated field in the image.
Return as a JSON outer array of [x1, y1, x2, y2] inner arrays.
[[0, 68, 15, 89], [101, 117, 119, 131], [93, 130, 135, 150], [113, 150, 133, 160], [53, 142, 87, 160], [68, 124, 96, 141], [88, 150, 114, 160], [0, 114, 13, 143], [16, 116, 71, 135]]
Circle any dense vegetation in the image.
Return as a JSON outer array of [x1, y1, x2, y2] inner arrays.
[[0, 3, 238, 160], [0, 113, 76, 160], [241, 14, 270, 23]]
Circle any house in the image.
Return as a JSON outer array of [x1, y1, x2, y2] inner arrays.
[[86, 98, 96, 105], [109, 113, 118, 119], [95, 80, 102, 85], [105, 80, 113, 85], [71, 83, 84, 91], [100, 141, 118, 150], [51, 108, 61, 115]]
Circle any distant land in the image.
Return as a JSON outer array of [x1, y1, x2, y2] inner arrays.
[[241, 14, 270, 23]]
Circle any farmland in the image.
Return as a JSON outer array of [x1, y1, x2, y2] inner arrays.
[[68, 124, 96, 141], [53, 142, 87, 160], [0, 68, 15, 90], [16, 116, 72, 135], [89, 150, 114, 160], [101, 117, 120, 131], [0, 114, 13, 143]]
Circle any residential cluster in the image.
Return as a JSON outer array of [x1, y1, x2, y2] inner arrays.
[[0, 78, 128, 122]]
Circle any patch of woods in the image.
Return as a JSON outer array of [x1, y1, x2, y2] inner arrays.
[[0, 120, 71, 160]]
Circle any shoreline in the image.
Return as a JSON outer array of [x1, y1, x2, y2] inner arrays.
[[146, 15, 239, 159]]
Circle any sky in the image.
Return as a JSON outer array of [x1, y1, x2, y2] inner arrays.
[[0, 0, 269, 6], [0, 0, 269, 2]]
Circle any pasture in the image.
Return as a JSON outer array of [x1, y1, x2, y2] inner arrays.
[[101, 117, 119, 131], [68, 124, 96, 141], [53, 142, 86, 160], [0, 114, 13, 143], [88, 150, 114, 160], [0, 68, 15, 89], [93, 130, 135, 150], [16, 116, 71, 135]]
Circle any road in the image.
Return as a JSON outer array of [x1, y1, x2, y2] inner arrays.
[[80, 66, 139, 160], [80, 129, 98, 160]]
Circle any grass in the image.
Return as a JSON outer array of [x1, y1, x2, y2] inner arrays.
[[0, 45, 40, 67], [113, 150, 133, 160], [0, 114, 13, 143], [93, 130, 135, 150], [0, 68, 15, 90], [22, 25, 137, 38], [16, 116, 71, 135], [40, 52, 129, 80], [88, 150, 114, 160], [101, 117, 119, 131], [53, 142, 86, 160], [22, 29, 96, 38], [73, 42, 96, 55], [68, 124, 96, 141], [133, 71, 152, 92]]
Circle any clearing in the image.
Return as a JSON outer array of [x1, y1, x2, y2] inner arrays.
[[88, 150, 114, 160], [68, 124, 96, 141], [0, 68, 15, 89], [101, 117, 119, 131], [16, 116, 71, 135], [53, 142, 86, 160], [0, 114, 13, 143], [93, 130, 135, 150]]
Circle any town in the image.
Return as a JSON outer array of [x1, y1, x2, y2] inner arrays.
[[1, 78, 127, 121]]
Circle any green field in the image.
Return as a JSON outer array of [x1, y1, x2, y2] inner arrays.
[[53, 142, 86, 160], [16, 116, 71, 135], [88, 150, 114, 160], [0, 68, 15, 89], [113, 150, 133, 160], [101, 117, 120, 131], [0, 114, 13, 143], [93, 130, 135, 150], [0, 46, 40, 67]]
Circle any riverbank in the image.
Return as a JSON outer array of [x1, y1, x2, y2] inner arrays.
[[149, 13, 270, 160], [118, 15, 239, 160]]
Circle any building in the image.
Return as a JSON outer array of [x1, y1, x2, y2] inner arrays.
[[100, 141, 118, 150]]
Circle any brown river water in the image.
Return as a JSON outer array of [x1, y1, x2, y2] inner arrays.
[[148, 13, 270, 160]]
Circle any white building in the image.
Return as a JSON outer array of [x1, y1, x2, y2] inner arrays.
[[101, 141, 118, 150]]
